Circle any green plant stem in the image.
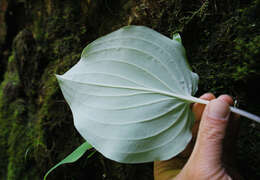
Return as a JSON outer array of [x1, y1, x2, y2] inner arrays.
[[191, 97, 260, 123]]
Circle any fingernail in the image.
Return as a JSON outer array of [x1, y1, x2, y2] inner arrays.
[[208, 99, 230, 120]]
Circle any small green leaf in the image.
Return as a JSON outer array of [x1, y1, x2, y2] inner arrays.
[[172, 33, 182, 43], [44, 141, 92, 180]]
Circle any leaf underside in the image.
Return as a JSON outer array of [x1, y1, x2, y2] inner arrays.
[[56, 25, 199, 163]]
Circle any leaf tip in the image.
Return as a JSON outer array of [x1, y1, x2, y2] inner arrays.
[[172, 33, 182, 43]]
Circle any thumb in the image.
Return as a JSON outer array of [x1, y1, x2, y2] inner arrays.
[[194, 96, 232, 165]]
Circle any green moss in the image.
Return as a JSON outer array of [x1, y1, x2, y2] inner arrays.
[[0, 50, 45, 179], [232, 35, 260, 81], [3, 0, 137, 179], [0, 53, 21, 179], [178, 1, 260, 179]]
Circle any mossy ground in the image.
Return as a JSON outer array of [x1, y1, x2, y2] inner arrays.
[[0, 0, 259, 179]]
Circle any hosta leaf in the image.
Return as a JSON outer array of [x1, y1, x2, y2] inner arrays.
[[56, 25, 199, 163]]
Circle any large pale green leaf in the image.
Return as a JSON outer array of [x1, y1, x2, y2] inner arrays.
[[56, 25, 199, 163]]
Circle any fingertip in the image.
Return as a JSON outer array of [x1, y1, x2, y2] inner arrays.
[[192, 93, 215, 111], [200, 93, 216, 100], [192, 93, 216, 126], [218, 95, 233, 106], [192, 93, 215, 116], [208, 99, 231, 119]]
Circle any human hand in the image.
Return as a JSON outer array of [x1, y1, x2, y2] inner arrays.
[[154, 93, 241, 180]]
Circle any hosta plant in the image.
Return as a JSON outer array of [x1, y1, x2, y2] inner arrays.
[[44, 25, 260, 179]]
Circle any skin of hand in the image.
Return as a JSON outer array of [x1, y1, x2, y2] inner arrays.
[[154, 93, 241, 180]]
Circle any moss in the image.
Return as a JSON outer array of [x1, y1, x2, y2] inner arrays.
[[0, 49, 45, 179], [0, 0, 148, 179], [0, 53, 21, 179], [130, 1, 259, 179], [231, 35, 260, 81], [179, 1, 260, 179], [36, 52, 84, 179]]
